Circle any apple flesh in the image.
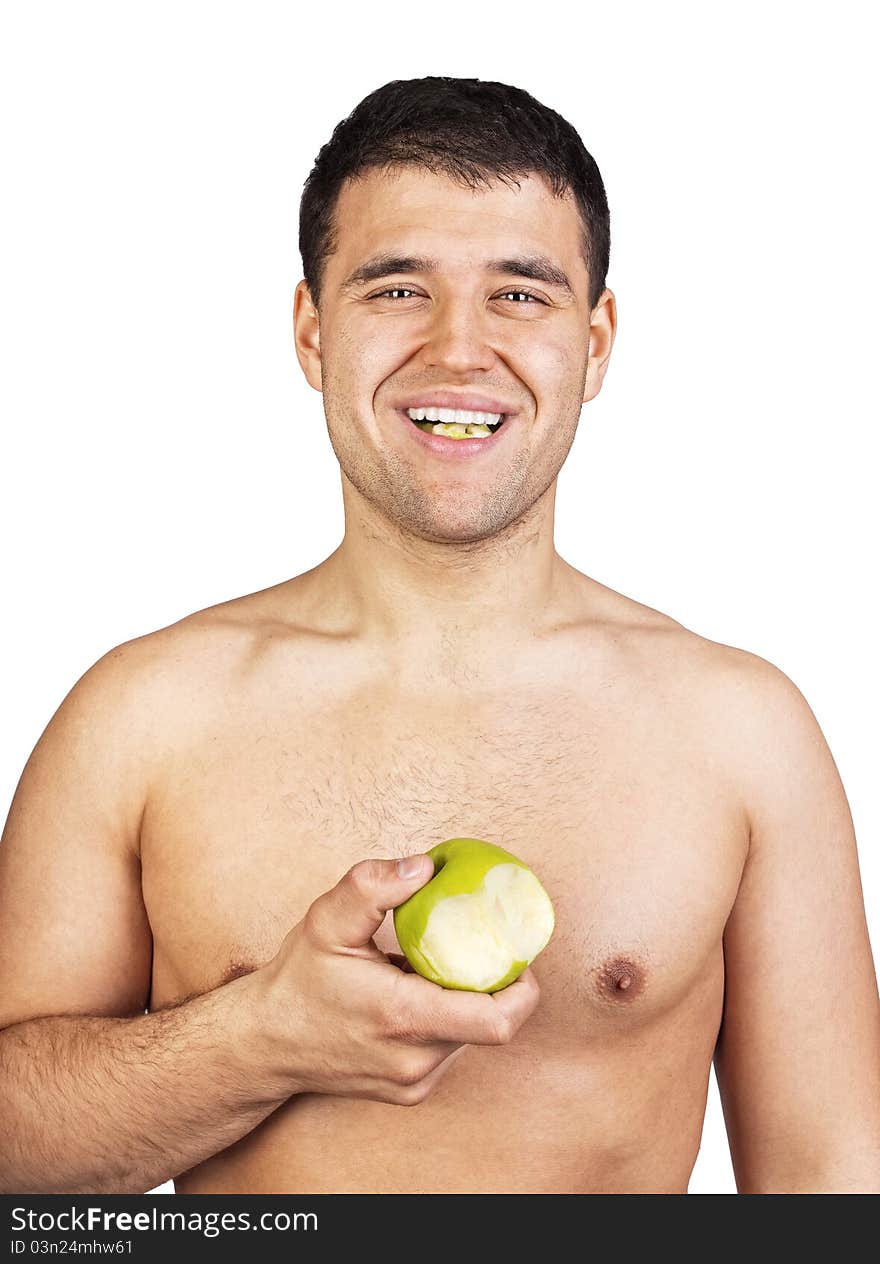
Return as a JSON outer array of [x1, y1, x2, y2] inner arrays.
[[393, 838, 555, 993]]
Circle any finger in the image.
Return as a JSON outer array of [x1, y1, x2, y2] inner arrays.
[[490, 966, 542, 1031], [394, 967, 541, 1046], [307, 855, 434, 951], [414, 1044, 470, 1092]]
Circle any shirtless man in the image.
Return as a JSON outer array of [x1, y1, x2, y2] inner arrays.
[[2, 76, 879, 1196]]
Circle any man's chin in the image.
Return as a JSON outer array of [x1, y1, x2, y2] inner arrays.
[[395, 512, 521, 547]]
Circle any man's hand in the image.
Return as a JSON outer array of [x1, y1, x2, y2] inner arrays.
[[251, 855, 542, 1105]]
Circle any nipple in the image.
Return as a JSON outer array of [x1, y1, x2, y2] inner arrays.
[[597, 955, 645, 1001]]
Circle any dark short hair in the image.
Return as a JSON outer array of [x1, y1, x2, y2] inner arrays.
[[299, 76, 610, 311]]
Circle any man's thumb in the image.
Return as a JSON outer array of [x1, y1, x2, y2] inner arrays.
[[309, 855, 434, 950], [395, 854, 432, 880]]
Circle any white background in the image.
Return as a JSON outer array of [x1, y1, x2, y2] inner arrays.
[[1, 1, 877, 1195]]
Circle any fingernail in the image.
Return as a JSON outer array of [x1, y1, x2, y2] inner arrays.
[[397, 855, 426, 879]]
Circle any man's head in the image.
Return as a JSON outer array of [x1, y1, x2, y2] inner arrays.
[[293, 76, 616, 546]]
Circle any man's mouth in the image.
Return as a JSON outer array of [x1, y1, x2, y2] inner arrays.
[[404, 406, 505, 440]]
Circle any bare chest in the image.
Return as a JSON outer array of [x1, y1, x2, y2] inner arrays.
[[141, 658, 745, 1048]]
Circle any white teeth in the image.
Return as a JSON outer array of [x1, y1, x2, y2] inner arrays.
[[406, 406, 503, 425]]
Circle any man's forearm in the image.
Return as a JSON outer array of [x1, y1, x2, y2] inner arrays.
[[0, 971, 289, 1194]]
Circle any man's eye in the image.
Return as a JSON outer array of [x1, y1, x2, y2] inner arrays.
[[497, 290, 543, 303], [369, 288, 544, 304]]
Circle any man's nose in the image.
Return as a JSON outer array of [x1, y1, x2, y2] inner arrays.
[[421, 299, 496, 374]]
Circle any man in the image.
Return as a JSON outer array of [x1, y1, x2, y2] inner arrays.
[[1, 76, 878, 1196]]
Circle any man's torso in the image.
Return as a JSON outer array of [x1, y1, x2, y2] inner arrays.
[[138, 575, 747, 1193]]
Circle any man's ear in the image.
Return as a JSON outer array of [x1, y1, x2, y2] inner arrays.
[[293, 279, 322, 392], [582, 288, 617, 404]]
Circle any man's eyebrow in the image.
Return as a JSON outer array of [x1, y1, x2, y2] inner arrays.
[[340, 254, 437, 292], [487, 256, 575, 297], [339, 253, 575, 297]]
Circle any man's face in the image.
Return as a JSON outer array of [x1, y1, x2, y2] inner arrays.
[[294, 164, 615, 544]]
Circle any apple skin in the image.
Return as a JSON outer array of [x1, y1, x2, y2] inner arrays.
[[393, 837, 555, 993]]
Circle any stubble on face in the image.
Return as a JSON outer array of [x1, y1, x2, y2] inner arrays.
[[323, 359, 586, 553]]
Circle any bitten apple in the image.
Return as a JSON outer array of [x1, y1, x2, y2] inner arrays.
[[393, 838, 555, 993]]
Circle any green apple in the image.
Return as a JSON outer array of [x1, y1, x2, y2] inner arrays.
[[393, 838, 555, 993]]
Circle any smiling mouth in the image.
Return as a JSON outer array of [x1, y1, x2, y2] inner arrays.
[[404, 406, 506, 439]]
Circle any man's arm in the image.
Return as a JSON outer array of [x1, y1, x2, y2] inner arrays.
[[712, 651, 880, 1193], [0, 975, 287, 1194], [0, 640, 290, 1192]]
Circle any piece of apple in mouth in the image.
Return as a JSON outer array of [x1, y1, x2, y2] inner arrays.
[[404, 407, 507, 439]]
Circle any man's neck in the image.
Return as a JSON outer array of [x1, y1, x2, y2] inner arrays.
[[303, 478, 579, 665]]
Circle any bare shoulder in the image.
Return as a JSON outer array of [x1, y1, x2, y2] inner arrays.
[[591, 576, 842, 845], [59, 578, 310, 754], [573, 570, 826, 790], [576, 570, 810, 702], [116, 577, 303, 668]]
